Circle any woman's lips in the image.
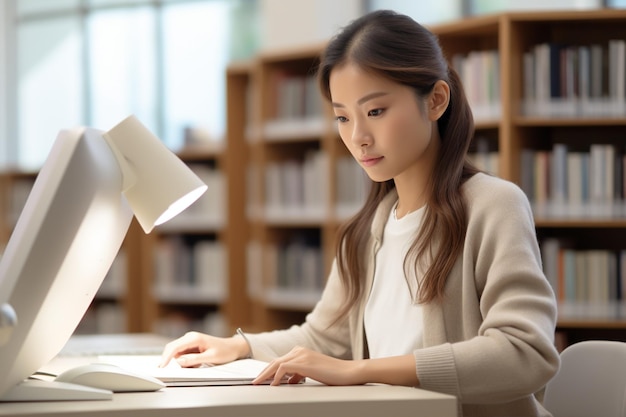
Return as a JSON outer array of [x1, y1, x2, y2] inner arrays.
[[360, 156, 384, 167]]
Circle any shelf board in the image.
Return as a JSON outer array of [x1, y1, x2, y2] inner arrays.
[[156, 216, 225, 233], [0, 168, 38, 177], [535, 218, 626, 228], [262, 116, 330, 142], [514, 116, 626, 127], [94, 289, 125, 300], [153, 286, 226, 305], [264, 287, 323, 311], [506, 8, 626, 24], [263, 210, 327, 227], [428, 13, 500, 36], [258, 41, 326, 63], [176, 143, 224, 161], [474, 119, 500, 130], [557, 301, 626, 328], [557, 319, 626, 329]]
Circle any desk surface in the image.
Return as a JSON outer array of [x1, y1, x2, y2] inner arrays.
[[0, 334, 457, 417], [0, 383, 456, 417]]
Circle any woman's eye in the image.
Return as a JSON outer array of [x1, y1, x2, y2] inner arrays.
[[335, 115, 348, 123], [368, 108, 385, 117]]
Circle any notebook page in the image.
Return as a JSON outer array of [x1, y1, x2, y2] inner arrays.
[[97, 355, 283, 386]]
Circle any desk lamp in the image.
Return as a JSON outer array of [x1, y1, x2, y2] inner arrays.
[[0, 115, 207, 400]]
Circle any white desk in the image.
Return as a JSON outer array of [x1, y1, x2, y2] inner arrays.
[[0, 383, 457, 417], [0, 334, 457, 417]]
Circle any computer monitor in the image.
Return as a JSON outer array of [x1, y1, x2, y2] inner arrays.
[[0, 116, 206, 401]]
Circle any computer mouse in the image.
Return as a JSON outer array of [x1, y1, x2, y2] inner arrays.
[[55, 363, 165, 392]]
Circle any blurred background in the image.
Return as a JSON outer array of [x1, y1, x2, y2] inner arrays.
[[1, 0, 625, 171]]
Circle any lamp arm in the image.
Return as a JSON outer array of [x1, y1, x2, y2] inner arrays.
[[102, 132, 137, 194]]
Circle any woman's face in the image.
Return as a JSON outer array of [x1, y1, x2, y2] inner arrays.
[[329, 62, 441, 184]]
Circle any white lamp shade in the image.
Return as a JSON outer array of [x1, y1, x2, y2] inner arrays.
[[104, 115, 208, 233]]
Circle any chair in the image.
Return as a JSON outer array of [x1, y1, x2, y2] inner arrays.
[[543, 340, 626, 417]]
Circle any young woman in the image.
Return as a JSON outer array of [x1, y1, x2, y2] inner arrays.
[[160, 10, 559, 417]]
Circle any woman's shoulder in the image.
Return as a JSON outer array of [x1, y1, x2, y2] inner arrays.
[[463, 172, 532, 213]]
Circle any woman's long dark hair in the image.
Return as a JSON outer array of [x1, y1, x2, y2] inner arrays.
[[318, 10, 479, 321]]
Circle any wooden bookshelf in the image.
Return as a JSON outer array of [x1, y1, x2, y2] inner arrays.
[[225, 9, 626, 345], [224, 61, 255, 332], [245, 46, 332, 331], [435, 10, 626, 346]]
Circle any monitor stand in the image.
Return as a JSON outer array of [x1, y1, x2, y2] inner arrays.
[[0, 379, 112, 402]]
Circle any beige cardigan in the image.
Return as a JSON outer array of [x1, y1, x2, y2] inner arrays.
[[246, 173, 560, 417]]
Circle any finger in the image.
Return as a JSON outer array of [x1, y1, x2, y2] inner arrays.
[[252, 362, 279, 385], [288, 373, 305, 384], [159, 336, 202, 367], [159, 343, 188, 367], [159, 346, 181, 368], [176, 353, 211, 368], [270, 363, 291, 386]]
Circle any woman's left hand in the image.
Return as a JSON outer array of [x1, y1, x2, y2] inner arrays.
[[252, 346, 363, 386]]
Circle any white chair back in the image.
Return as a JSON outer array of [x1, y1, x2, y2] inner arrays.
[[543, 340, 626, 417]]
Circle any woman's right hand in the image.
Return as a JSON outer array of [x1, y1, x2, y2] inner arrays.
[[159, 331, 250, 368]]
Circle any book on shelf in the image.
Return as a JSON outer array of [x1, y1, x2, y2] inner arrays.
[[182, 126, 224, 149], [264, 150, 329, 222], [275, 237, 323, 291], [541, 238, 626, 304], [451, 49, 501, 121], [154, 311, 228, 338], [521, 143, 626, 218], [76, 302, 127, 335], [272, 72, 324, 122], [246, 240, 264, 300], [261, 71, 328, 140], [260, 237, 324, 308], [467, 137, 499, 178], [153, 237, 227, 303], [523, 39, 626, 117], [335, 155, 369, 219]]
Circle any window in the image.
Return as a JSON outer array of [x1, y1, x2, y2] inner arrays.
[[87, 6, 157, 138], [17, 15, 83, 170], [7, 0, 258, 169], [161, 1, 231, 150]]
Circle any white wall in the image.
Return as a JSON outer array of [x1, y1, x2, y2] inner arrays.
[[368, 0, 462, 24], [259, 0, 363, 51], [258, 0, 605, 52]]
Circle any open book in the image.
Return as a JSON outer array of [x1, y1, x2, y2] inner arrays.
[[98, 355, 289, 386]]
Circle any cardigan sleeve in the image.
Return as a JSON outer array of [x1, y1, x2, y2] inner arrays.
[[414, 176, 560, 404], [244, 260, 353, 362]]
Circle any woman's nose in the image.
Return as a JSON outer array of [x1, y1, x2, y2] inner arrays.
[[351, 121, 372, 147]]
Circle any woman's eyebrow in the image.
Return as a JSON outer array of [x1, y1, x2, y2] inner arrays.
[[332, 91, 390, 108]]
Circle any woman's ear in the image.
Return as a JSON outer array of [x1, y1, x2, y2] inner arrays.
[[428, 80, 450, 121]]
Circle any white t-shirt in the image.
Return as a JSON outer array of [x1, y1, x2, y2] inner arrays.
[[364, 203, 425, 359]]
